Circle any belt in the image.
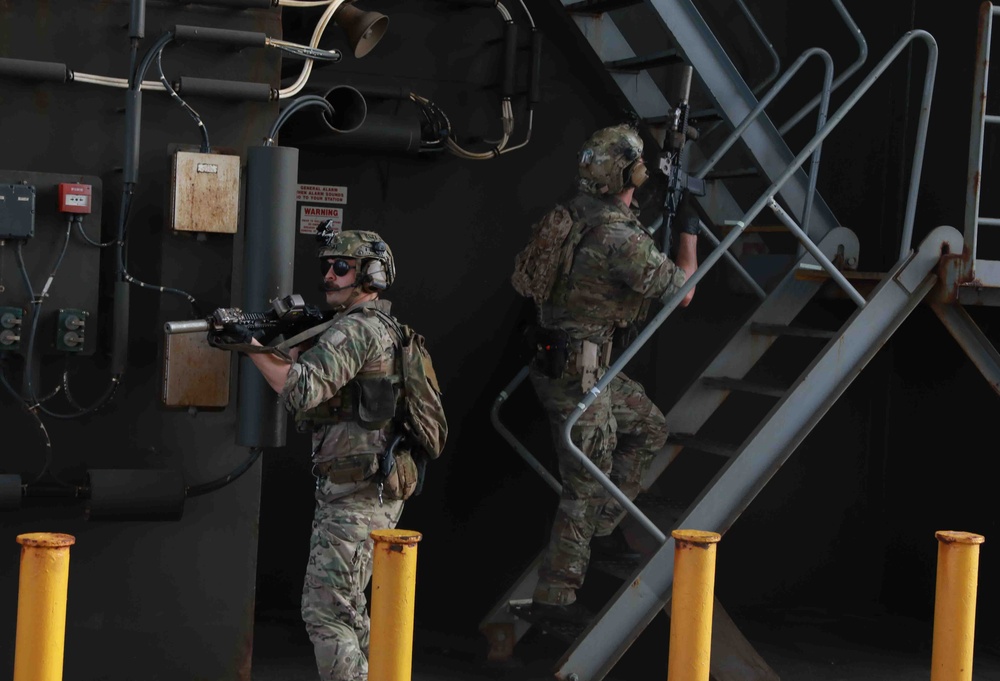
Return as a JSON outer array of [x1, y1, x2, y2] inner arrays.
[[313, 452, 375, 484]]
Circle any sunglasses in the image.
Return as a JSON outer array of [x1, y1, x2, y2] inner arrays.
[[320, 258, 356, 277]]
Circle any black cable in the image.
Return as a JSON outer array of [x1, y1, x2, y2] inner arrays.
[[0, 360, 73, 488], [116, 181, 202, 318], [185, 447, 263, 497], [131, 31, 174, 90], [156, 45, 211, 153], [13, 218, 120, 419], [75, 214, 115, 248], [265, 95, 335, 145]]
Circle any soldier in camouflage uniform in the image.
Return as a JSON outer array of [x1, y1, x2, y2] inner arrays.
[[210, 225, 413, 681], [518, 124, 699, 623]]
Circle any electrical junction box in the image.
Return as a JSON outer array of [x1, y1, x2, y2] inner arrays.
[[0, 307, 23, 351], [56, 308, 88, 352], [0, 184, 36, 239], [162, 329, 231, 408], [170, 150, 241, 234]]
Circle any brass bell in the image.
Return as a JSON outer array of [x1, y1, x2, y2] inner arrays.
[[334, 3, 389, 59]]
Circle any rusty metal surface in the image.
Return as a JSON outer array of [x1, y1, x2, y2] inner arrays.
[[162, 330, 231, 407], [170, 150, 241, 233]]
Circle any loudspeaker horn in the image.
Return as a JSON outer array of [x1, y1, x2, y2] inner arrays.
[[334, 3, 389, 59]]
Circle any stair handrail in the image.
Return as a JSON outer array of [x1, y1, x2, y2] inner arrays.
[[733, 0, 781, 97], [489, 365, 562, 493], [560, 29, 939, 543], [962, 1, 1000, 266], [694, 46, 835, 240], [779, 0, 869, 135]]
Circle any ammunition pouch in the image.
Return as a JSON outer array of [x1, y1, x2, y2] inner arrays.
[[377, 434, 420, 501], [294, 377, 400, 432]]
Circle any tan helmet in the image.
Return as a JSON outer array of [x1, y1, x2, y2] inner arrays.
[[316, 222, 396, 292], [577, 124, 647, 194]]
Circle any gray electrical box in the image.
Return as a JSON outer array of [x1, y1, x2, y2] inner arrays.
[[0, 184, 36, 239]]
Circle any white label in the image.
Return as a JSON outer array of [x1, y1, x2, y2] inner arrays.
[[296, 184, 347, 205], [299, 205, 343, 234], [65, 194, 89, 206], [196, 163, 219, 174]]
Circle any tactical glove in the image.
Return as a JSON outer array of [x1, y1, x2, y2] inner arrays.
[[207, 324, 255, 351]]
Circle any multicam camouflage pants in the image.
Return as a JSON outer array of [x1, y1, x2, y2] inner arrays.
[[302, 478, 404, 681], [529, 365, 667, 606]]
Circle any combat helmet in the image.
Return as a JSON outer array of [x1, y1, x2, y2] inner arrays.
[[316, 221, 396, 292], [578, 124, 647, 195]]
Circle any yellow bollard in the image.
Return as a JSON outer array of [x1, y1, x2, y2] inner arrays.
[[13, 532, 76, 681], [930, 530, 985, 681], [667, 529, 721, 681], [369, 528, 422, 681]]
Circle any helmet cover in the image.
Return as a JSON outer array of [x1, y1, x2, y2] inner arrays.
[[577, 124, 645, 195]]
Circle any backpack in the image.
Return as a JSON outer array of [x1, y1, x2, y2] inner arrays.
[[374, 310, 448, 463], [511, 204, 584, 306]]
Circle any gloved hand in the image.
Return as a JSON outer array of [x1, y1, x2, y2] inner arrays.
[[207, 323, 255, 350]]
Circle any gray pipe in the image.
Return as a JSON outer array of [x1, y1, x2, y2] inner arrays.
[[238, 145, 298, 447]]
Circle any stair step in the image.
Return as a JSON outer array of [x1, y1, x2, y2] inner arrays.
[[704, 167, 760, 180], [793, 266, 885, 282], [749, 322, 837, 339], [604, 49, 682, 72], [667, 432, 739, 458], [644, 107, 721, 127], [564, 0, 642, 14], [590, 556, 642, 580], [721, 221, 788, 234], [702, 376, 787, 398]]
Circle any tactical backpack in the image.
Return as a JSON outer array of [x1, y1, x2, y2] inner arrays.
[[511, 204, 586, 306], [373, 310, 448, 465]]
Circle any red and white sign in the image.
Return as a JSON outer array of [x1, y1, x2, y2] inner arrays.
[[296, 184, 347, 205], [299, 205, 343, 234]]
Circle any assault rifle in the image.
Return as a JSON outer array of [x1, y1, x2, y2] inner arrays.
[[657, 65, 706, 254], [164, 294, 331, 345]]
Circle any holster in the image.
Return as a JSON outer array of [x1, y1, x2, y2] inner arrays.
[[531, 326, 570, 379]]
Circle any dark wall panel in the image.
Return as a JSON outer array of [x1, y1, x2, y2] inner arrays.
[[0, 2, 279, 679]]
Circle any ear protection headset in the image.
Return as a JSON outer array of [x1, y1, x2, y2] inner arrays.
[[357, 239, 390, 293], [358, 258, 388, 293]]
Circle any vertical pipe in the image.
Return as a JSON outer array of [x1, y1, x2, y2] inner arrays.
[[931, 530, 985, 681], [667, 530, 721, 681], [237, 145, 298, 447], [369, 529, 422, 681], [13, 533, 76, 681]]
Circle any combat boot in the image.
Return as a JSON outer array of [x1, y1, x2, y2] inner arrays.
[[589, 527, 641, 563]]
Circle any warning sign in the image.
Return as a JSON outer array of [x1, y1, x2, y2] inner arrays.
[[296, 184, 347, 205], [299, 205, 343, 234]]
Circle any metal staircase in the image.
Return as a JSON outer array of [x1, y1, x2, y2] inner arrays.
[[556, 0, 868, 249], [481, 2, 1000, 681]]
